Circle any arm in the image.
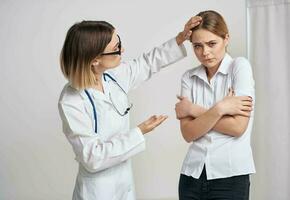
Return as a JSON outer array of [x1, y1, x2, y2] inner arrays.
[[109, 37, 187, 92], [179, 105, 223, 142], [58, 101, 146, 173], [176, 97, 251, 137], [176, 58, 255, 141], [59, 98, 168, 175], [179, 100, 251, 142], [213, 57, 255, 136], [180, 102, 251, 137], [109, 17, 202, 92]]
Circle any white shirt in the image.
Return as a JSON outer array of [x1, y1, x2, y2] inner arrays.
[[180, 53, 256, 180], [58, 38, 187, 200]]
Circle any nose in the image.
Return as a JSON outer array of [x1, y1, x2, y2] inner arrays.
[[202, 46, 210, 57]]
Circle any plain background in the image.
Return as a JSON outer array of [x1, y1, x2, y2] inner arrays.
[[0, 0, 248, 199]]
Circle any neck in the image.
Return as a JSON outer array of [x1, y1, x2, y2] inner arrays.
[[93, 73, 104, 92], [206, 66, 218, 82], [205, 58, 223, 82]]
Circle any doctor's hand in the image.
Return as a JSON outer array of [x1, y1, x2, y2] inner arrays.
[[138, 115, 168, 135], [176, 16, 202, 45]]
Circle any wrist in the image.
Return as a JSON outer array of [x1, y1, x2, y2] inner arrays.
[[213, 102, 224, 117], [189, 104, 198, 117], [176, 32, 183, 46]]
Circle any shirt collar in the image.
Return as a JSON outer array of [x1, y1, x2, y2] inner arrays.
[[217, 53, 232, 75], [190, 53, 232, 80]]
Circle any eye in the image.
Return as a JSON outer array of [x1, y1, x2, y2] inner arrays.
[[194, 44, 202, 49], [208, 42, 216, 47]]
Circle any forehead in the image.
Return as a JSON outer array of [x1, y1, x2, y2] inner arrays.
[[191, 29, 222, 43]]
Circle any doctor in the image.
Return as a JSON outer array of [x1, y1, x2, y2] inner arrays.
[[58, 18, 201, 200]]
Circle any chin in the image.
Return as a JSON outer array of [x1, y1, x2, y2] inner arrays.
[[203, 60, 219, 68], [109, 61, 121, 69]]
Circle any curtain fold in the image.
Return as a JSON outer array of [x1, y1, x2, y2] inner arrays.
[[247, 1, 290, 199], [248, 0, 290, 7]]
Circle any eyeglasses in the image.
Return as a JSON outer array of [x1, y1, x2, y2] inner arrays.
[[101, 35, 122, 56], [107, 78, 133, 116]]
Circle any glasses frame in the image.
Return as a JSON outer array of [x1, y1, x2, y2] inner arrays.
[[101, 35, 122, 56]]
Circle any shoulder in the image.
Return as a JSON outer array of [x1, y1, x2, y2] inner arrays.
[[227, 57, 253, 77], [181, 65, 202, 80], [58, 83, 83, 106], [231, 57, 252, 71], [106, 65, 127, 83]]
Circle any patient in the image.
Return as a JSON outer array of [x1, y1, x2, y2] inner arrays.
[[175, 10, 255, 200]]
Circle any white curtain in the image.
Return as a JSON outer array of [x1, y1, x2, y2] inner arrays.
[[247, 0, 290, 199]]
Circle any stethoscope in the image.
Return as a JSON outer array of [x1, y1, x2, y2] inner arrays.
[[84, 73, 132, 134]]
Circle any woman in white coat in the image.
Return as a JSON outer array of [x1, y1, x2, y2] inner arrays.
[[58, 18, 201, 200]]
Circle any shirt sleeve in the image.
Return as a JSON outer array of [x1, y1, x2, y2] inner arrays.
[[58, 101, 145, 173], [180, 71, 193, 100], [109, 37, 187, 92], [232, 57, 255, 100]]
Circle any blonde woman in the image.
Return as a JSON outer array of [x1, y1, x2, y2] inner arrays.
[[176, 11, 255, 200]]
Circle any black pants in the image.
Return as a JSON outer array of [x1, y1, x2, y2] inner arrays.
[[178, 167, 250, 200]]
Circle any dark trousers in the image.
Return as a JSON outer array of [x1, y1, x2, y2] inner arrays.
[[178, 167, 250, 200]]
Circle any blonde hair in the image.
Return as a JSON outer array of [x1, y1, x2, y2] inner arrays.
[[60, 21, 115, 90], [191, 10, 229, 39]]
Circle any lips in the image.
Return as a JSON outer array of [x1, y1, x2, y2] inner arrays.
[[205, 58, 214, 62]]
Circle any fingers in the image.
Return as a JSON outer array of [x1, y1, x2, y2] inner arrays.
[[241, 105, 252, 112], [145, 115, 167, 125], [238, 96, 253, 102], [176, 95, 190, 101], [153, 115, 168, 127], [184, 30, 192, 40], [183, 16, 202, 41], [147, 115, 168, 130], [145, 115, 158, 125], [238, 96, 253, 112], [227, 88, 234, 96], [177, 95, 187, 101], [238, 111, 251, 117], [176, 95, 183, 101], [186, 16, 202, 29], [242, 101, 253, 108]]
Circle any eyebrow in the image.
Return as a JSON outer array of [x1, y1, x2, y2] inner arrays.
[[193, 40, 217, 45]]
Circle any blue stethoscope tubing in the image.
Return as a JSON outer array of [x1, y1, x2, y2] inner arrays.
[[84, 73, 123, 134]]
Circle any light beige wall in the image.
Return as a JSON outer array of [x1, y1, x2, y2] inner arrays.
[[0, 0, 246, 199]]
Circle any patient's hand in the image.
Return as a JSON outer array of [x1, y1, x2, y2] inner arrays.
[[175, 96, 204, 119]]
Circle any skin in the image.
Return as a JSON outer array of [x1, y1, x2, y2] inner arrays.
[[191, 28, 229, 81], [89, 16, 203, 135], [176, 28, 253, 142]]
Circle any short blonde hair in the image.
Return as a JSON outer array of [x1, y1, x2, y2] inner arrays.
[[60, 21, 114, 90]]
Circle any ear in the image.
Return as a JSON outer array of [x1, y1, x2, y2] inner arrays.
[[92, 61, 99, 66], [224, 34, 230, 46]]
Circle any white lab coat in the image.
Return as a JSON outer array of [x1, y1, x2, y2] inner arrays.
[[58, 38, 186, 200]]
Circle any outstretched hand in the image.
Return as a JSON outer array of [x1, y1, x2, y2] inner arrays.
[[138, 115, 168, 134]]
